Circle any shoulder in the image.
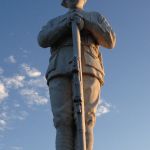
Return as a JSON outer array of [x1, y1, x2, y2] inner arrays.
[[46, 13, 68, 25], [83, 11, 101, 16], [82, 11, 105, 21]]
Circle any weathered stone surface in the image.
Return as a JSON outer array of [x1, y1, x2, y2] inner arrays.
[[38, 0, 116, 150]]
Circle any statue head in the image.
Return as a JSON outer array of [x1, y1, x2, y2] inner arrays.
[[61, 0, 87, 9]]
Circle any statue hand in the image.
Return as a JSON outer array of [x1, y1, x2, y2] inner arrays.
[[67, 10, 84, 30]]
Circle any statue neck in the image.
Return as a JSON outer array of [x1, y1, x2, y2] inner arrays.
[[68, 7, 84, 11]]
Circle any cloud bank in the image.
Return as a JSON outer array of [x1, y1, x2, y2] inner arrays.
[[5, 55, 17, 64], [0, 57, 49, 132], [21, 64, 41, 77], [0, 83, 8, 103], [96, 99, 111, 117], [0, 64, 48, 106]]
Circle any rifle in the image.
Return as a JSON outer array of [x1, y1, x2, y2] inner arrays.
[[71, 18, 86, 150]]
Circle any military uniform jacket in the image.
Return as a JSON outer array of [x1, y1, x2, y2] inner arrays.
[[38, 10, 116, 85]]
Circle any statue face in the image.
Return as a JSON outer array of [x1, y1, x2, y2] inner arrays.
[[61, 0, 87, 9]]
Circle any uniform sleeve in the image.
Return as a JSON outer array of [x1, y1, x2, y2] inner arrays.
[[83, 12, 116, 49], [38, 14, 69, 48]]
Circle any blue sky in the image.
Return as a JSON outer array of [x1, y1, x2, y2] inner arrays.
[[0, 0, 150, 150]]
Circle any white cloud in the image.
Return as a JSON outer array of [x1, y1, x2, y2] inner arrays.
[[0, 112, 8, 131], [0, 67, 4, 74], [0, 73, 48, 107], [0, 83, 8, 103], [0, 104, 29, 132], [19, 47, 29, 54], [96, 100, 111, 117], [0, 59, 49, 134], [20, 88, 48, 105], [5, 55, 16, 64], [0, 120, 7, 131], [21, 64, 41, 77], [11, 110, 28, 121], [17, 111, 28, 121], [3, 75, 25, 89], [14, 103, 20, 108], [0, 120, 6, 126], [27, 76, 47, 88]]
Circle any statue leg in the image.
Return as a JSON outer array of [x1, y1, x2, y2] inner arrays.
[[49, 76, 75, 150], [83, 75, 101, 150]]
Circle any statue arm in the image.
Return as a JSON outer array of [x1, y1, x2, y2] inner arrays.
[[83, 12, 116, 49], [38, 15, 69, 48]]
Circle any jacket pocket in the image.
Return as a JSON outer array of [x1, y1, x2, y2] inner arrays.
[[46, 52, 57, 76], [84, 50, 104, 75], [85, 45, 99, 59]]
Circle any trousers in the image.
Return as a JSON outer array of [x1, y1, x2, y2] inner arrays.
[[49, 75, 101, 150]]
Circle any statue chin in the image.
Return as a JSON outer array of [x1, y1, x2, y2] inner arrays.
[[61, 0, 86, 9]]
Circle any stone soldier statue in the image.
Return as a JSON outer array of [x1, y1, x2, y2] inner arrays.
[[38, 0, 116, 150]]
